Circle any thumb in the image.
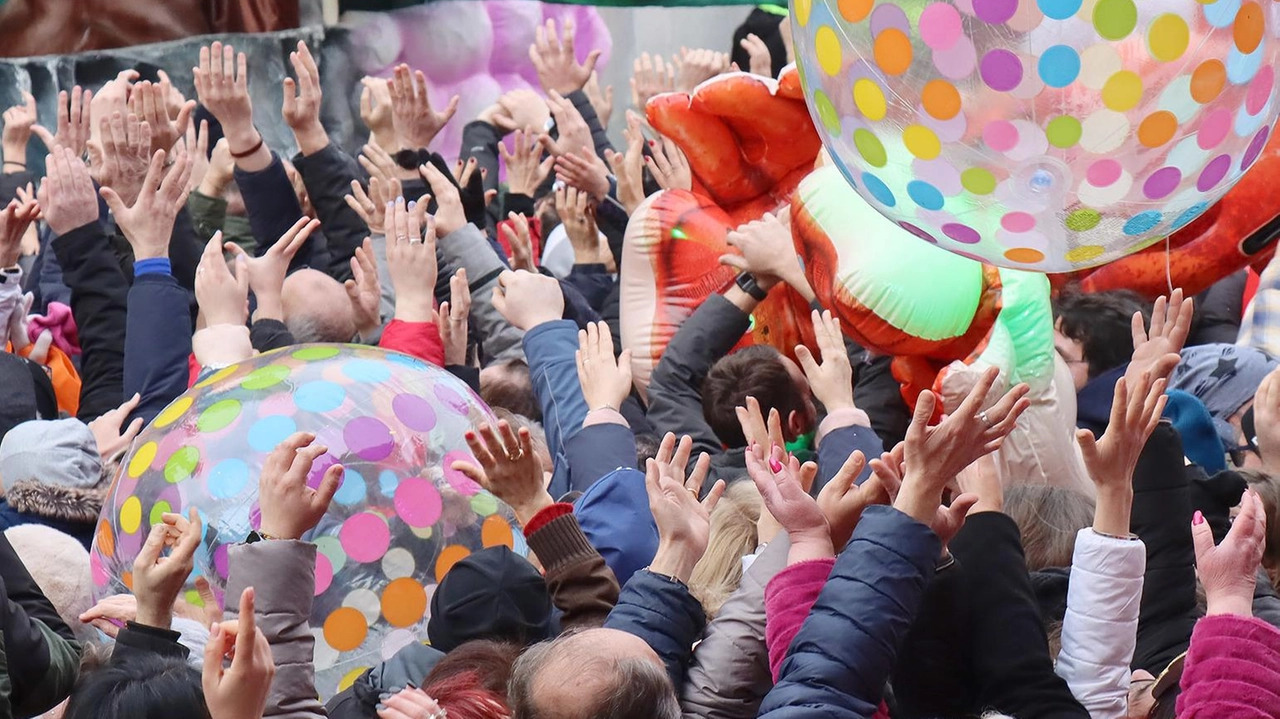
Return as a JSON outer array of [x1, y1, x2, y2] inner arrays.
[[1191, 511, 1217, 565], [99, 185, 127, 216], [314, 463, 343, 512], [122, 417, 145, 444], [719, 254, 749, 271], [234, 255, 250, 298], [1075, 428, 1097, 464], [31, 330, 52, 364], [31, 125, 55, 148], [583, 50, 602, 75]]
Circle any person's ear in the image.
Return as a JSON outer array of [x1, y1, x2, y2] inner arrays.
[[787, 409, 805, 442]]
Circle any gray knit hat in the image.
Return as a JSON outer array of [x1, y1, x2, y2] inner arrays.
[[0, 419, 102, 490], [1170, 343, 1278, 448]]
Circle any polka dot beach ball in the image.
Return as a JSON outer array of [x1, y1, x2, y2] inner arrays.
[[793, 0, 1280, 271], [90, 344, 519, 698]]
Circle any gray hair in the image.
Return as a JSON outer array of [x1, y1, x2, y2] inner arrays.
[[1004, 485, 1094, 572], [286, 312, 355, 344], [509, 635, 678, 719]]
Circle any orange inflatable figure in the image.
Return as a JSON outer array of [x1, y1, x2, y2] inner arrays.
[[621, 69, 821, 395]]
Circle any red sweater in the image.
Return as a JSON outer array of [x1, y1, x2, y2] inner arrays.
[[764, 558, 891, 719], [379, 319, 445, 367], [1177, 614, 1280, 718]]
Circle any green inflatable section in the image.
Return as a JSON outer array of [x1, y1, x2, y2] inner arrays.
[[796, 166, 990, 342]]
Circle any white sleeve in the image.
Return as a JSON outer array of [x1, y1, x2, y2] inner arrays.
[[1055, 528, 1146, 719]]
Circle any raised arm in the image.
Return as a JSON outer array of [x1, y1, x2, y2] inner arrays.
[[106, 147, 196, 424]]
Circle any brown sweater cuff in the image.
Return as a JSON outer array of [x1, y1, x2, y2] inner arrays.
[[526, 512, 598, 575]]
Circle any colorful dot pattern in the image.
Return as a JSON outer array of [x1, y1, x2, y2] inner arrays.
[[88, 344, 509, 700], [793, 0, 1280, 271]]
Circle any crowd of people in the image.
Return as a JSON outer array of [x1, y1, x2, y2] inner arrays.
[[0, 7, 1277, 719]]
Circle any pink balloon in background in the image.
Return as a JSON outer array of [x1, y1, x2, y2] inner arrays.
[[427, 74, 502, 157], [485, 0, 545, 71], [396, 3, 495, 85], [341, 10, 403, 76]]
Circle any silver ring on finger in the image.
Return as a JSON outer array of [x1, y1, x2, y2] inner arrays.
[[977, 410, 992, 427]]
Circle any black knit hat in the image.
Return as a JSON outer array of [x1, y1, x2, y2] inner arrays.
[[427, 546, 553, 653]]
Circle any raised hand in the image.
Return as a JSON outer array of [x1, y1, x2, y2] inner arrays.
[[133, 509, 203, 628], [32, 86, 92, 157], [492, 269, 564, 331], [817, 451, 890, 549], [345, 237, 382, 339], [722, 207, 805, 293], [874, 443, 978, 549], [186, 119, 211, 192], [419, 162, 467, 237], [740, 33, 773, 77], [605, 111, 647, 215], [497, 89, 551, 134], [360, 77, 397, 152], [439, 268, 470, 366], [0, 196, 39, 267], [203, 588, 275, 719], [344, 175, 401, 235], [555, 147, 610, 203], [195, 232, 250, 327], [386, 197, 438, 324], [128, 80, 193, 156], [584, 71, 614, 127], [95, 111, 153, 206], [555, 184, 609, 266], [1126, 289, 1193, 388], [2, 92, 38, 168], [200, 138, 236, 199], [895, 367, 1030, 525], [452, 420, 553, 526], [1253, 367, 1280, 473], [258, 432, 342, 540], [745, 442, 829, 558], [37, 146, 100, 235], [631, 52, 675, 109], [1194, 489, 1268, 617], [674, 48, 732, 91], [499, 129, 553, 197], [282, 40, 329, 155], [1077, 368, 1170, 536], [87, 392, 144, 462], [100, 148, 193, 261], [389, 63, 459, 151], [645, 433, 726, 581], [499, 212, 537, 273], [646, 135, 691, 191], [577, 321, 632, 413], [79, 594, 137, 638], [377, 688, 448, 719], [226, 216, 320, 321], [529, 18, 601, 96], [540, 92, 592, 159], [194, 41, 263, 163], [795, 309, 854, 413]]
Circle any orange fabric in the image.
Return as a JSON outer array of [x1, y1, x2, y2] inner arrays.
[[7, 341, 81, 416]]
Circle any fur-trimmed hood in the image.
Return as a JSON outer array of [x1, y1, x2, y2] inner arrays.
[[5, 480, 104, 524]]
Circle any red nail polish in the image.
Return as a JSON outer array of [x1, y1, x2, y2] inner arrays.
[[1192, 510, 1205, 526]]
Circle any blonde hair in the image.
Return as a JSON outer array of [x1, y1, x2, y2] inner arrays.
[[1004, 485, 1094, 572], [689, 481, 761, 619]]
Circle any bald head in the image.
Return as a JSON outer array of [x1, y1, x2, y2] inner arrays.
[[282, 269, 356, 343], [509, 628, 675, 719]]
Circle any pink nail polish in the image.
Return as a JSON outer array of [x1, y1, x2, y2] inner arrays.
[[768, 456, 783, 473], [1192, 510, 1205, 526]]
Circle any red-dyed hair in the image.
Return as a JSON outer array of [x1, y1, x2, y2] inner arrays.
[[425, 671, 511, 719]]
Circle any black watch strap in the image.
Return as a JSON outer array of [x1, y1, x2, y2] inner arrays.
[[735, 272, 768, 301]]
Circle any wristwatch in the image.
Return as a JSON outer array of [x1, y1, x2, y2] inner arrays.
[[735, 272, 769, 301]]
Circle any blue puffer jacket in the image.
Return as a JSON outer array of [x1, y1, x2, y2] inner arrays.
[[604, 569, 707, 693], [758, 506, 940, 719]]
